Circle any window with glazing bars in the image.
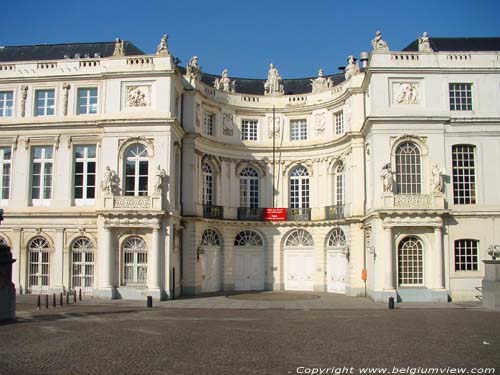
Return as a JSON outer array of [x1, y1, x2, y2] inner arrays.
[[290, 119, 307, 141], [0, 91, 13, 117], [449, 83, 472, 111], [0, 147, 11, 200], [289, 166, 309, 208], [452, 145, 476, 204], [335, 111, 344, 135], [239, 167, 259, 208], [204, 112, 215, 136], [454, 239, 478, 271], [398, 237, 423, 286], [74, 145, 96, 204], [395, 142, 421, 194], [241, 120, 258, 141], [77, 88, 98, 115], [35, 89, 55, 116], [202, 163, 213, 205], [32, 146, 53, 202]]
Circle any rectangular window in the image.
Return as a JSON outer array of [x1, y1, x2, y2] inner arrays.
[[335, 111, 344, 134], [452, 145, 476, 204], [290, 119, 307, 141], [241, 120, 258, 141], [454, 239, 478, 271], [204, 112, 215, 136], [74, 145, 96, 205], [35, 89, 55, 116], [0, 91, 14, 117], [32, 146, 53, 205], [0, 147, 12, 201], [77, 88, 98, 115], [449, 83, 472, 111]]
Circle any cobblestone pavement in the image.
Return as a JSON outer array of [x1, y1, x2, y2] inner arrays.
[[1, 297, 498, 375]]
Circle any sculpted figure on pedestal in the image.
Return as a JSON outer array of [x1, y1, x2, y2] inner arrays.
[[101, 166, 118, 195], [112, 38, 125, 57], [371, 30, 389, 52], [214, 69, 236, 92], [418, 32, 433, 52], [186, 56, 202, 83], [264, 63, 284, 96], [381, 163, 394, 193], [431, 163, 445, 193], [154, 165, 168, 195], [311, 69, 333, 93], [344, 56, 360, 80], [156, 34, 169, 55]]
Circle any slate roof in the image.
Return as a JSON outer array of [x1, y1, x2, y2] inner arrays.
[[0, 41, 145, 62], [402, 37, 500, 52]]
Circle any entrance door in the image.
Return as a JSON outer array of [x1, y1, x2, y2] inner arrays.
[[327, 251, 347, 294], [201, 247, 221, 292], [284, 250, 314, 291], [234, 249, 265, 291]]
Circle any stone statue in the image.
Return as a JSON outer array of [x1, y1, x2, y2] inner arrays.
[[101, 166, 117, 195], [112, 38, 125, 57], [311, 69, 333, 93], [223, 113, 234, 136], [186, 56, 202, 83], [214, 69, 236, 92], [344, 55, 360, 80], [156, 34, 169, 55], [418, 32, 433, 53], [381, 163, 394, 193], [264, 63, 284, 96], [154, 165, 168, 194], [267, 117, 281, 139], [431, 163, 445, 193], [371, 30, 389, 52]]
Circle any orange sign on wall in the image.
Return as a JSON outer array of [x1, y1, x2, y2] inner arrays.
[[362, 269, 367, 281]]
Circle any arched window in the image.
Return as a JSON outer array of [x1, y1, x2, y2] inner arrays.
[[398, 236, 423, 286], [285, 229, 314, 247], [71, 237, 95, 294], [123, 237, 147, 285], [125, 144, 149, 196], [201, 229, 221, 246], [335, 162, 344, 205], [239, 167, 259, 208], [289, 166, 309, 208], [234, 230, 263, 246], [327, 228, 346, 247], [202, 162, 214, 206], [395, 142, 421, 194], [28, 237, 50, 294]]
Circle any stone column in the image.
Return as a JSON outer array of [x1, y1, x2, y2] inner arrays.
[[98, 227, 113, 291], [434, 227, 444, 289], [384, 226, 394, 290], [148, 227, 160, 290]]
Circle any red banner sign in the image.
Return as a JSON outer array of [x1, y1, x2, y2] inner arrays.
[[263, 208, 287, 221]]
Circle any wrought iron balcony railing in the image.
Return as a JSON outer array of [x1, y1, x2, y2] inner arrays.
[[287, 208, 311, 221], [237, 207, 263, 221], [325, 205, 345, 220], [203, 205, 224, 219]]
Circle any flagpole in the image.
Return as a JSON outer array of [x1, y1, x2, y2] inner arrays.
[[272, 105, 276, 208]]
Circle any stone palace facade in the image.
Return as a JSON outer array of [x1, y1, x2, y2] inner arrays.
[[0, 32, 499, 302]]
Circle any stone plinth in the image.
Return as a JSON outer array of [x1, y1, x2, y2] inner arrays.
[[482, 260, 500, 310], [0, 244, 16, 321]]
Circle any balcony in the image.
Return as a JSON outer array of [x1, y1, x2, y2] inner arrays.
[[287, 208, 311, 221], [203, 205, 224, 219], [238, 207, 263, 221], [325, 205, 345, 220]]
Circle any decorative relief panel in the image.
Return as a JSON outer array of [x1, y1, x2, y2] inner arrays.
[[394, 194, 432, 208], [114, 196, 152, 209], [125, 85, 151, 107], [267, 116, 281, 139], [223, 113, 234, 136], [315, 113, 326, 135], [392, 82, 419, 105]]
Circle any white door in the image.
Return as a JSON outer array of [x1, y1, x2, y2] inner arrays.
[[201, 247, 221, 292], [327, 251, 347, 294], [234, 248, 265, 291], [284, 250, 314, 291]]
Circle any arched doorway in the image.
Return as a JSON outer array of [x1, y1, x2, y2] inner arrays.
[[398, 236, 424, 287], [284, 229, 314, 291], [71, 237, 95, 295], [200, 229, 222, 292], [326, 228, 348, 294], [28, 237, 50, 294], [233, 230, 265, 291]]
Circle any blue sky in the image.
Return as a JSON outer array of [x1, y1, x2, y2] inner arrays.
[[1, 0, 499, 78]]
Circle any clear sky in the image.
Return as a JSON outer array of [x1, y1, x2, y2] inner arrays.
[[1, 0, 499, 78]]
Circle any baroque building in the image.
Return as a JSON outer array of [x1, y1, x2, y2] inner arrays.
[[0, 32, 499, 302]]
